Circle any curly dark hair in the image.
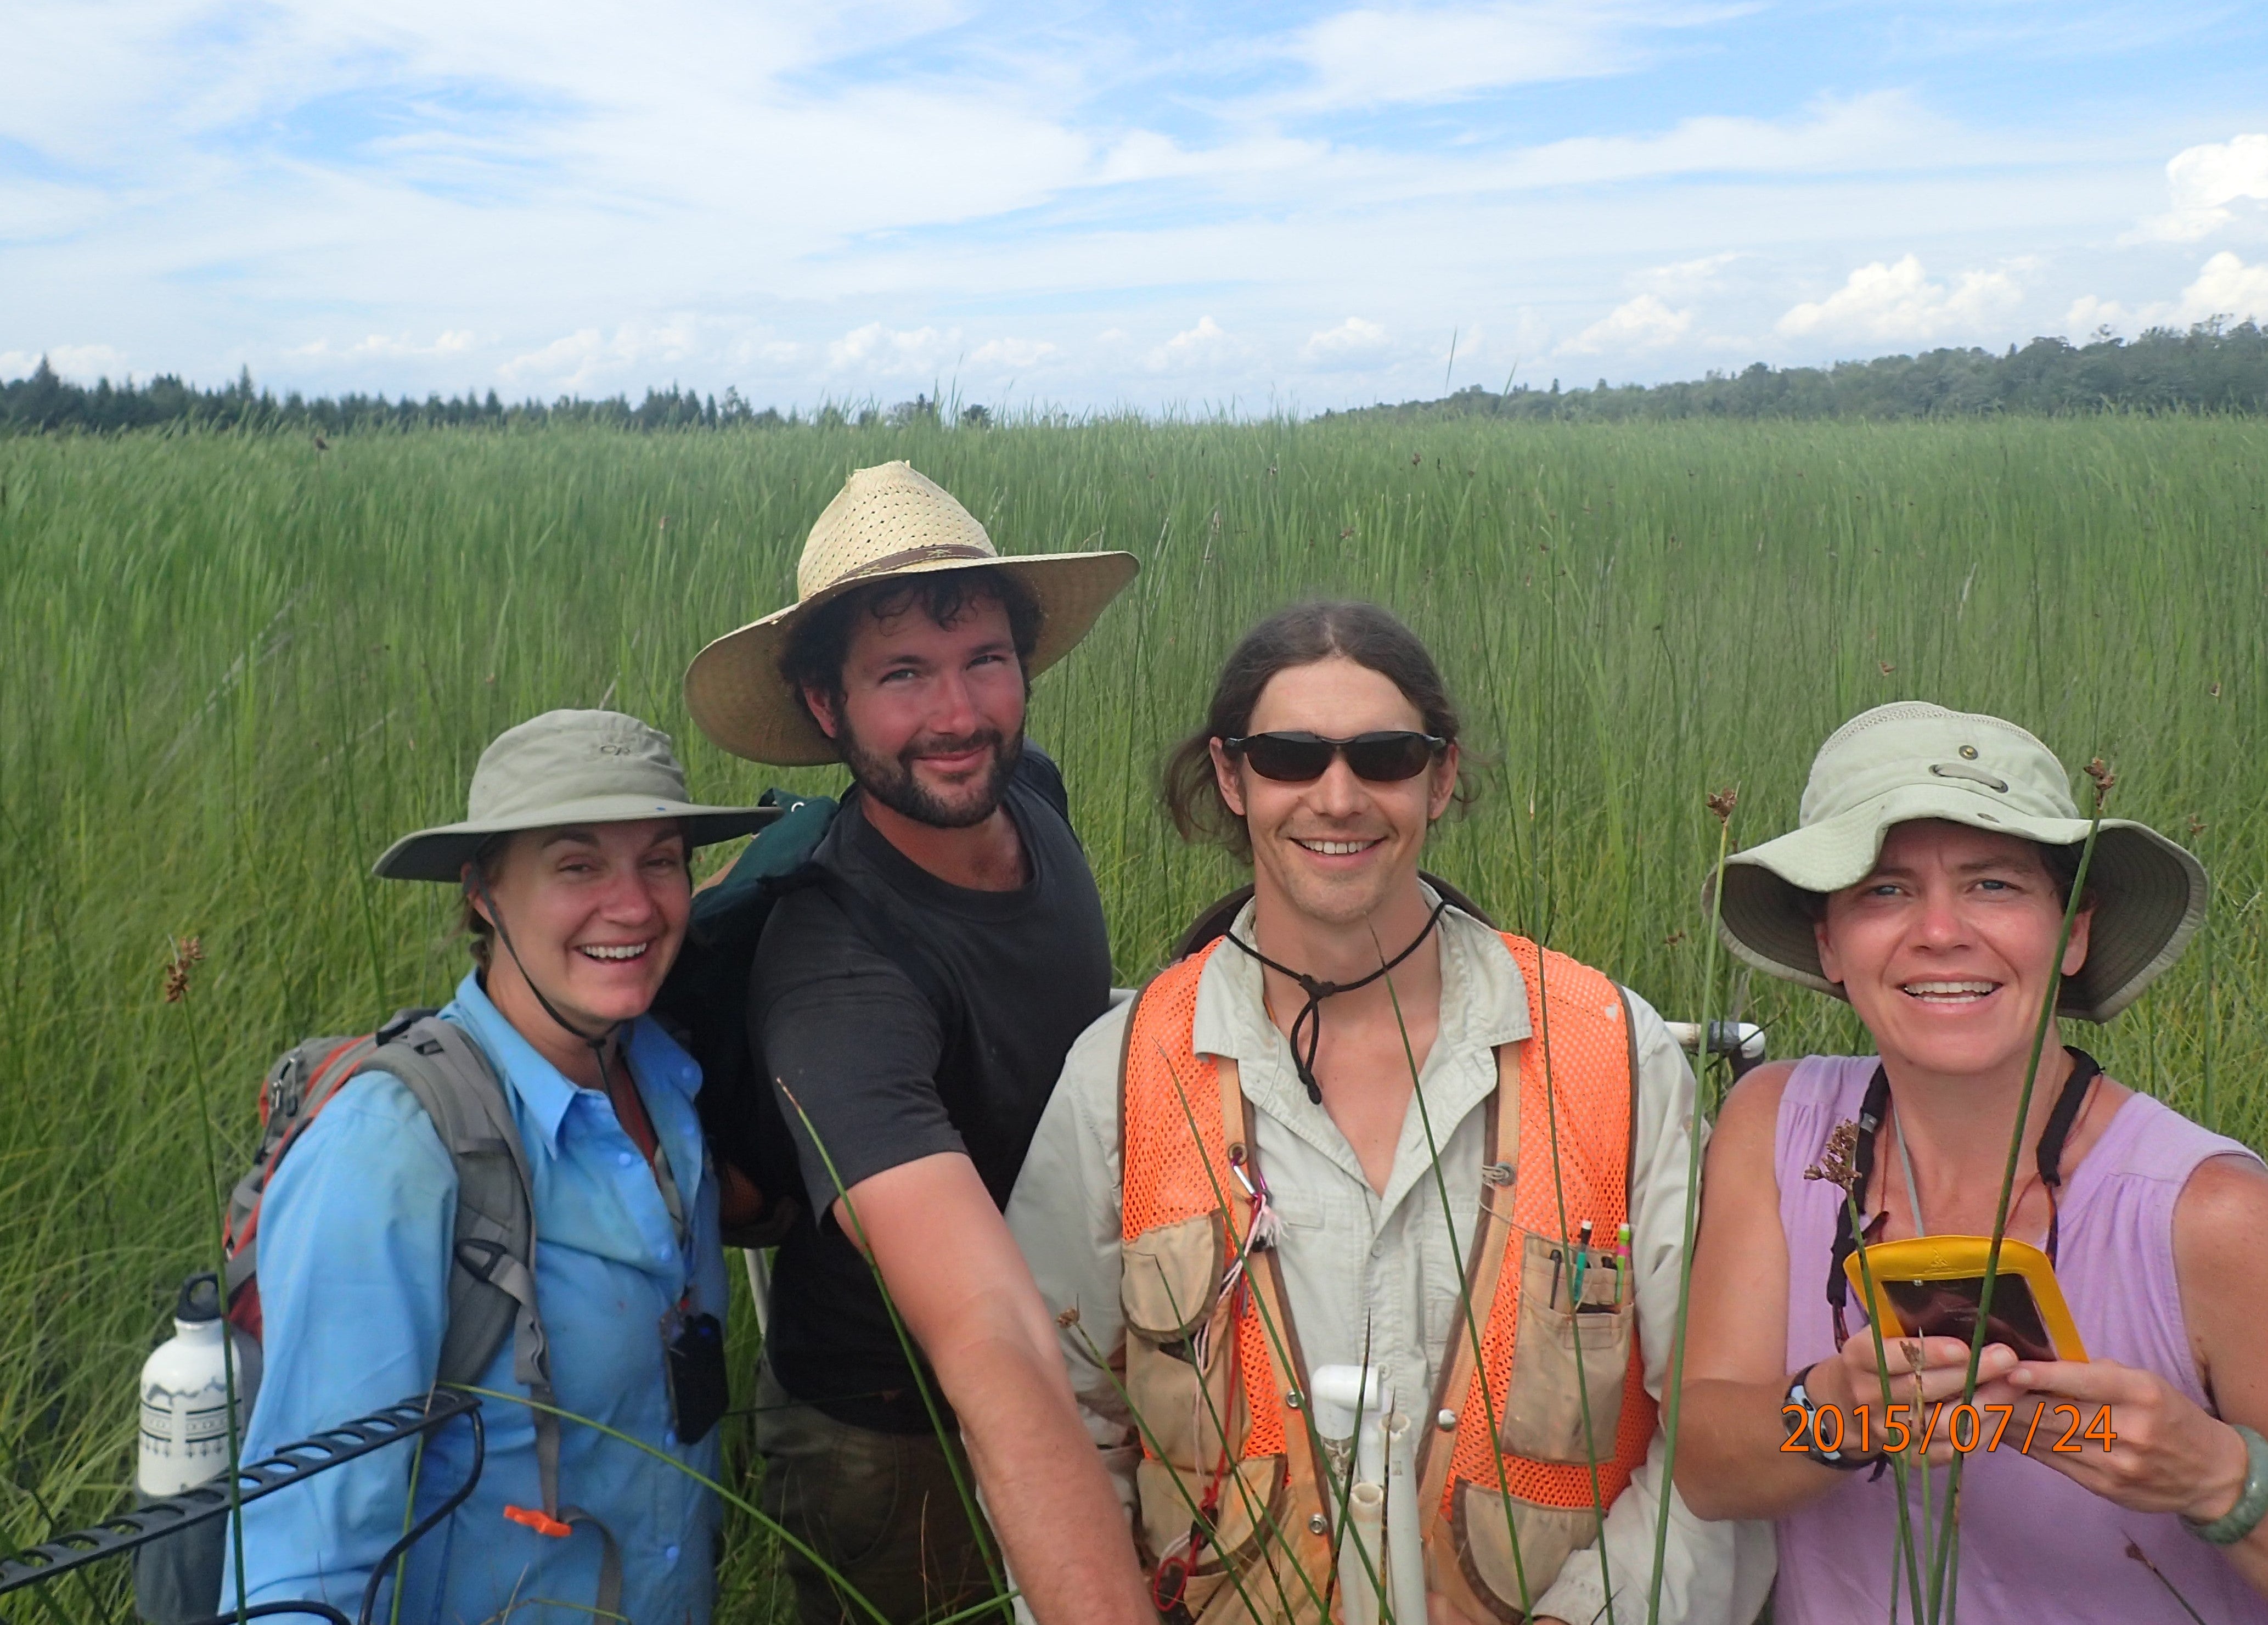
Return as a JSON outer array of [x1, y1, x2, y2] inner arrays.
[[777, 567, 1043, 723], [1161, 600, 1476, 860]]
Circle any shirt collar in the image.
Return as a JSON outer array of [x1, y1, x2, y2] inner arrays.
[[443, 971, 702, 1156], [1190, 884, 1534, 1109]]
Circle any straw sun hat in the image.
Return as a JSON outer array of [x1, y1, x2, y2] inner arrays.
[[1715, 701, 2208, 1022], [373, 710, 776, 881], [683, 461, 1138, 766]]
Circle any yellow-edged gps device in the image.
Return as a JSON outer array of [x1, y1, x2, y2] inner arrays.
[[1842, 1236, 2087, 1364]]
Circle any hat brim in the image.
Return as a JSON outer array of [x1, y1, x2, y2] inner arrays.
[[1710, 786, 2208, 1022], [683, 550, 1140, 766], [373, 795, 779, 882]]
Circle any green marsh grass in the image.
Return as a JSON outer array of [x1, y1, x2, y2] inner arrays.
[[2, 415, 2264, 1621]]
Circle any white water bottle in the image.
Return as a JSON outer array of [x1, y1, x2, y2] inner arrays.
[[137, 1273, 262, 1498]]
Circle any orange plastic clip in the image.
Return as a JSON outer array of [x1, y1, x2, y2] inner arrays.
[[503, 1505, 573, 1538]]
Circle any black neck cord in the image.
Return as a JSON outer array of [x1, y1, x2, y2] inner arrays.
[[1222, 897, 1450, 1105], [473, 874, 627, 1096], [1827, 1045, 2101, 1346]]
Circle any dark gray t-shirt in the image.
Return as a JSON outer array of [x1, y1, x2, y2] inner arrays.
[[749, 749, 1112, 1431]]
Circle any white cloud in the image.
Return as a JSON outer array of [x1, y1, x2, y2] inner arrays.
[[966, 336, 1059, 370], [2063, 252, 2268, 338], [2062, 295, 2131, 336], [1281, 2, 1732, 111], [825, 322, 959, 375], [1094, 129, 1323, 187], [289, 329, 476, 361], [1146, 316, 1247, 373], [2132, 133, 2268, 242], [1777, 255, 2023, 343], [1562, 294, 1691, 353], [1633, 252, 1742, 297], [2175, 251, 2268, 324], [500, 319, 701, 391], [1300, 317, 1391, 366], [0, 344, 128, 381]]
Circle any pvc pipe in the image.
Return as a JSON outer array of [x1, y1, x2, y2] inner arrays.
[[1383, 1413, 1427, 1625], [1343, 1480, 1386, 1625], [1663, 1019, 1765, 1061], [1309, 1363, 1387, 1447]]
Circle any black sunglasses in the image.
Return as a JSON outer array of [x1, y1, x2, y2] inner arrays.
[[1223, 730, 1448, 784]]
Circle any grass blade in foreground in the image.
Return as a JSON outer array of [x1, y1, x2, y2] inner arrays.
[[1646, 790, 1733, 1625], [449, 1386, 901, 1625], [167, 936, 250, 1625], [774, 1087, 1010, 1615], [1377, 954, 1537, 1618], [1925, 758, 2107, 1623]]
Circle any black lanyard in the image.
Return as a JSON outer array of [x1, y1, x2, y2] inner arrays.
[[1827, 1047, 2101, 1347], [1221, 898, 1450, 1104]]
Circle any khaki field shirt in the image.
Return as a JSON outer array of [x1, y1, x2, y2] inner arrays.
[[1006, 897, 1773, 1624]]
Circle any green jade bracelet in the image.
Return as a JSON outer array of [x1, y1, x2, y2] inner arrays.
[[2185, 1423, 2268, 1547]]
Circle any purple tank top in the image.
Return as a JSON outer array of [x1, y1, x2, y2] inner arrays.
[[1771, 1054, 2268, 1624]]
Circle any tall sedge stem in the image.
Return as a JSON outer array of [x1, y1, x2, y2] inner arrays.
[[1377, 936, 1535, 1617], [1845, 1207, 1928, 1625], [450, 1385, 896, 1625], [1522, 944, 1620, 1622], [1152, 1050, 1353, 1624], [774, 1086, 1008, 1612], [1646, 790, 1734, 1625], [1925, 766, 2109, 1622], [167, 936, 248, 1625]]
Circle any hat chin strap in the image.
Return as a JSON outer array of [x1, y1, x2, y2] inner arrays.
[[472, 874, 627, 1090]]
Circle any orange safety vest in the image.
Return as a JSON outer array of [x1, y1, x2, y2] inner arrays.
[[1117, 932, 1655, 1623]]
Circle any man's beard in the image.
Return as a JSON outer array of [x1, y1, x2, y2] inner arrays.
[[840, 721, 1025, 830]]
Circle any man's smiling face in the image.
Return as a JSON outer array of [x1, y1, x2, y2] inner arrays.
[[1211, 655, 1459, 929], [1816, 818, 2093, 1077], [808, 586, 1028, 830]]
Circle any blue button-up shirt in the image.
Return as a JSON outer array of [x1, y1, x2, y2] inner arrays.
[[230, 973, 727, 1625]]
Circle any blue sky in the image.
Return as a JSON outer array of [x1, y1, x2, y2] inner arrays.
[[5, 1, 2266, 412]]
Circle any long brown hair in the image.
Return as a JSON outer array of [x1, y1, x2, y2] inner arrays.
[[1161, 600, 1476, 859]]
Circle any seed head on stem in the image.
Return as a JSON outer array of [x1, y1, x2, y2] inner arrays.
[[163, 935, 204, 1003], [1804, 1121, 1861, 1194]]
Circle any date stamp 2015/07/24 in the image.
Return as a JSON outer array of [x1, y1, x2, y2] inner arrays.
[[1782, 1402, 2118, 1458]]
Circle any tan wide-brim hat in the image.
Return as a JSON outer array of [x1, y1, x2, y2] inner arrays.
[[374, 709, 777, 881], [684, 460, 1139, 764], [1713, 701, 2208, 1022]]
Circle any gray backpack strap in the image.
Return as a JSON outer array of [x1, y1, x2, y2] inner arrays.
[[363, 1018, 622, 1619]]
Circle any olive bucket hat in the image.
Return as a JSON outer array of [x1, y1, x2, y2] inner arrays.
[[1714, 701, 2208, 1022], [373, 709, 777, 881], [683, 460, 1138, 766]]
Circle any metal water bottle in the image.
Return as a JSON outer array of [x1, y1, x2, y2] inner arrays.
[[137, 1273, 262, 1497]]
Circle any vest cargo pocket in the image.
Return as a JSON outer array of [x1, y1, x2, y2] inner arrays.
[[1124, 1211, 1226, 1341], [1498, 1229, 1634, 1464], [1125, 1211, 1243, 1486], [1129, 1455, 1301, 1625], [1451, 1481, 1604, 1617]]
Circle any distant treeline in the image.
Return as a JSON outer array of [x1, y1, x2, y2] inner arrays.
[[0, 366, 989, 436], [4, 320, 2266, 435], [1336, 320, 2268, 423]]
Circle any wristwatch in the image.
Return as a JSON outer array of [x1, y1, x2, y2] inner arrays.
[[1786, 1365, 1875, 1471], [2185, 1424, 2268, 1547]]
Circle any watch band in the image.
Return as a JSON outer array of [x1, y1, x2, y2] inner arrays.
[[1786, 1367, 1875, 1471], [2185, 1424, 2268, 1546]]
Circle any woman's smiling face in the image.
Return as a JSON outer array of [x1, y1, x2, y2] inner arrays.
[[474, 818, 691, 1038], [1816, 818, 2092, 1077]]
